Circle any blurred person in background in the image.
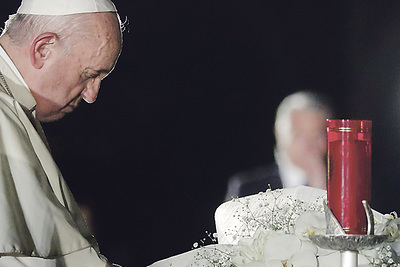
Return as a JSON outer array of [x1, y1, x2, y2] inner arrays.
[[225, 91, 333, 201]]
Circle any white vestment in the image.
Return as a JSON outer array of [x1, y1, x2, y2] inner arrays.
[[0, 46, 111, 266]]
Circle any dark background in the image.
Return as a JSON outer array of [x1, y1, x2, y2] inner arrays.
[[3, 1, 400, 266]]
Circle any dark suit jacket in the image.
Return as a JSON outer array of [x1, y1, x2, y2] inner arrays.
[[224, 163, 283, 201]]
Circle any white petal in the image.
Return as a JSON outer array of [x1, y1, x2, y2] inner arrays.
[[264, 234, 301, 261], [317, 251, 340, 267], [316, 247, 337, 257], [359, 248, 377, 260], [242, 262, 268, 267], [289, 250, 317, 267], [359, 252, 374, 266], [238, 237, 256, 247], [299, 240, 318, 254], [265, 259, 284, 267], [294, 211, 326, 239]]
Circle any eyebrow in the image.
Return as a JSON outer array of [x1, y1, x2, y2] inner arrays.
[[84, 67, 113, 78], [97, 68, 113, 74], [86, 68, 110, 74]]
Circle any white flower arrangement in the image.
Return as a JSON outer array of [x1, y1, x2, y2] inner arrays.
[[149, 186, 400, 267]]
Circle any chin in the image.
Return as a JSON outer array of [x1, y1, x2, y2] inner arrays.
[[37, 113, 67, 123]]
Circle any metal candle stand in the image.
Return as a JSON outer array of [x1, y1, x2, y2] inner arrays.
[[309, 200, 387, 267]]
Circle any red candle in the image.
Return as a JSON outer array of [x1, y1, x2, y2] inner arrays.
[[327, 119, 371, 234]]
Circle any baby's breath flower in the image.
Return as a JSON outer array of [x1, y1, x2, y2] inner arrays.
[[190, 188, 400, 267]]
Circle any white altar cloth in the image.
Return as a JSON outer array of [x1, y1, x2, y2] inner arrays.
[[148, 186, 395, 267]]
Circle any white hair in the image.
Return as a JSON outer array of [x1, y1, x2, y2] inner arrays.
[[1, 12, 123, 53], [274, 91, 332, 152]]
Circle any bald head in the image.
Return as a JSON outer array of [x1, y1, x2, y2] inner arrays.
[[2, 12, 122, 50]]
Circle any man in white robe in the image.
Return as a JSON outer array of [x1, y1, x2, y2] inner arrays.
[[0, 0, 123, 266]]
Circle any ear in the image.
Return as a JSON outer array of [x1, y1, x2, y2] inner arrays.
[[30, 32, 58, 69]]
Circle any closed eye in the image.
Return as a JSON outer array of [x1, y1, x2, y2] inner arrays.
[[82, 67, 111, 81], [86, 71, 100, 79]]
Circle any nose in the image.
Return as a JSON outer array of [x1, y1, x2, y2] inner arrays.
[[82, 78, 101, 104]]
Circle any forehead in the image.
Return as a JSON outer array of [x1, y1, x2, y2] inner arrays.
[[71, 13, 122, 72], [291, 109, 326, 132]]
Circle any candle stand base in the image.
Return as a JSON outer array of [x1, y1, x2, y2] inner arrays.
[[309, 234, 387, 267]]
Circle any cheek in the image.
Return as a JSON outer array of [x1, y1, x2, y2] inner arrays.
[[67, 83, 87, 101], [63, 73, 87, 95]]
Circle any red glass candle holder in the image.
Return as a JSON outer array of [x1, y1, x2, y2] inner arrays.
[[326, 119, 372, 235]]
